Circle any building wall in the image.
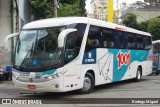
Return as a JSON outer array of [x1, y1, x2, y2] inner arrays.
[[132, 9, 160, 22], [0, 0, 11, 67], [0, 0, 11, 50]]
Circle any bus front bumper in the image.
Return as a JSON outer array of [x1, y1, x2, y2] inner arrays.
[[12, 77, 64, 92]]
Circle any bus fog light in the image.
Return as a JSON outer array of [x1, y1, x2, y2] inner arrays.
[[55, 84, 59, 88]]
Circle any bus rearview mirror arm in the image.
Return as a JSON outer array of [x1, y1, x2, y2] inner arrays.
[[4, 32, 19, 51], [58, 29, 77, 48]]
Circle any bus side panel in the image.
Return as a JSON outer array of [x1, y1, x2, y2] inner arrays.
[[81, 48, 151, 86], [62, 63, 82, 92], [108, 49, 150, 81], [81, 49, 113, 86]]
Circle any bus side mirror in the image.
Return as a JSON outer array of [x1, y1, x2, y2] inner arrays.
[[4, 32, 19, 51], [58, 29, 77, 48]]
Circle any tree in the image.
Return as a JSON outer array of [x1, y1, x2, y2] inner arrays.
[[148, 18, 160, 40], [29, 0, 54, 19], [29, 0, 86, 19], [122, 13, 138, 29], [138, 20, 149, 32], [58, 0, 86, 17], [58, 3, 81, 17]]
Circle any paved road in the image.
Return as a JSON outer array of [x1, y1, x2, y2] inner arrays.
[[0, 74, 160, 107]]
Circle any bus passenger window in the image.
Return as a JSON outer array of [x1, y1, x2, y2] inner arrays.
[[64, 35, 76, 63], [144, 36, 152, 49], [102, 28, 114, 48], [85, 26, 101, 52], [136, 35, 144, 49], [108, 41, 114, 48], [126, 33, 135, 49], [103, 41, 107, 47], [119, 32, 125, 48]]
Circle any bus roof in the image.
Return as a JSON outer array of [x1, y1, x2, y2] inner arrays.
[[152, 40, 160, 44], [23, 17, 151, 36]]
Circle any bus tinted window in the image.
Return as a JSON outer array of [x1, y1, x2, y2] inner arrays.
[[144, 36, 152, 49], [102, 28, 114, 48], [126, 33, 135, 49], [85, 26, 101, 51], [136, 35, 144, 49], [119, 32, 126, 49], [153, 43, 160, 53], [64, 24, 87, 63]]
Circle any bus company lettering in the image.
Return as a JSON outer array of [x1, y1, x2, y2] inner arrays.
[[117, 50, 130, 69], [153, 55, 158, 62], [85, 52, 95, 63]]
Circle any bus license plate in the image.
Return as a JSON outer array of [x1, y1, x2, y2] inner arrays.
[[27, 85, 36, 89]]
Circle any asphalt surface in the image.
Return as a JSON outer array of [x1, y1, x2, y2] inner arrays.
[[0, 73, 160, 107]]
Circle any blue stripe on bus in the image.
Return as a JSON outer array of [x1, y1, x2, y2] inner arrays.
[[35, 69, 56, 79], [82, 49, 149, 82], [108, 49, 148, 82]]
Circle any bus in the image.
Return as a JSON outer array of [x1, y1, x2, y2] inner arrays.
[[12, 17, 153, 93], [152, 40, 160, 75]]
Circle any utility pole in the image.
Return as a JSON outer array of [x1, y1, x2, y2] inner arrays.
[[54, 0, 57, 17]]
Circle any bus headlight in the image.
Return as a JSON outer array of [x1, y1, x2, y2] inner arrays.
[[12, 72, 20, 79], [46, 71, 66, 80]]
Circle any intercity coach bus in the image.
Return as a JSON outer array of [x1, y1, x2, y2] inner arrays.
[[12, 17, 152, 93], [152, 40, 160, 75]]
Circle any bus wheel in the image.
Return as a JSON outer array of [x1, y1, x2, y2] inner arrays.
[[79, 72, 94, 94], [156, 71, 159, 75], [134, 67, 142, 82]]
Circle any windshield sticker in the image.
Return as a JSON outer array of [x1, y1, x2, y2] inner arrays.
[[32, 59, 38, 65]]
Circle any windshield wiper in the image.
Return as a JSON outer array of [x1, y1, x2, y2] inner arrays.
[[19, 42, 34, 70]]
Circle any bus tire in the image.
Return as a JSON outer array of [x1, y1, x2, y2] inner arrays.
[[79, 72, 95, 94], [134, 67, 142, 82], [156, 71, 159, 75]]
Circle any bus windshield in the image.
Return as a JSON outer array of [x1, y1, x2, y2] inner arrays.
[[153, 43, 160, 53], [15, 26, 66, 70]]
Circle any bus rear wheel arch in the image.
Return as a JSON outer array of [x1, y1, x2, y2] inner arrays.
[[79, 71, 95, 94]]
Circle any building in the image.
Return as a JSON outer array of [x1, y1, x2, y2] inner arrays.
[[0, 0, 14, 67], [119, 0, 160, 23], [0, 0, 33, 67], [132, 0, 160, 22], [144, 0, 160, 6], [91, 0, 108, 21]]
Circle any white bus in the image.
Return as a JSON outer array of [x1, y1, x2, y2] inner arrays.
[[152, 40, 160, 75], [12, 17, 152, 93]]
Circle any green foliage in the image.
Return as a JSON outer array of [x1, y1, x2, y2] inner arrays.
[[60, 0, 75, 4], [29, 0, 54, 19], [58, 0, 86, 17], [58, 3, 81, 17], [29, 0, 86, 19], [122, 13, 138, 29], [148, 18, 160, 40], [123, 13, 160, 40], [138, 20, 149, 32]]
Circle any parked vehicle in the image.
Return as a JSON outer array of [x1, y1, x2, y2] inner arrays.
[[0, 68, 4, 81], [11, 17, 152, 93], [152, 40, 160, 75], [0, 66, 12, 81]]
